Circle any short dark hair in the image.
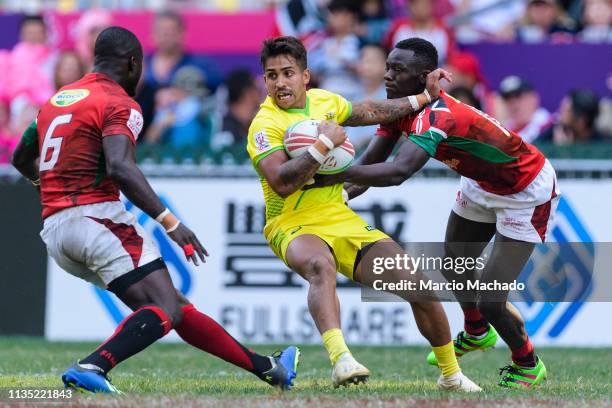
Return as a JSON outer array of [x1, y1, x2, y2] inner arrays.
[[155, 10, 185, 29], [395, 38, 438, 71], [19, 15, 45, 31], [94, 26, 143, 64], [328, 0, 359, 14], [226, 69, 256, 104], [570, 89, 600, 129], [260, 36, 308, 71]]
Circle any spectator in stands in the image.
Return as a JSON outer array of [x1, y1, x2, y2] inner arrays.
[[355, 0, 391, 45], [498, 76, 553, 143], [308, 0, 362, 100], [443, 51, 492, 112], [53, 51, 86, 90], [515, 0, 577, 43], [384, 0, 456, 64], [578, 0, 612, 42], [145, 66, 213, 148], [538, 89, 603, 144], [272, 0, 327, 38], [219, 70, 262, 145], [346, 44, 388, 150], [451, 0, 526, 42], [448, 86, 482, 109], [19, 15, 47, 45], [74, 9, 112, 70], [0, 102, 15, 164], [13, 15, 56, 86], [138, 10, 222, 135], [4, 15, 56, 139]]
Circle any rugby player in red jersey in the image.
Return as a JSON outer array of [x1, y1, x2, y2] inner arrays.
[[315, 38, 558, 388], [11, 26, 299, 393]]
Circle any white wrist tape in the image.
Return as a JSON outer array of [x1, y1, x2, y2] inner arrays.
[[155, 208, 170, 223], [342, 189, 349, 203], [424, 89, 432, 103], [408, 95, 419, 111], [166, 220, 181, 233], [308, 145, 327, 165], [318, 134, 334, 151]]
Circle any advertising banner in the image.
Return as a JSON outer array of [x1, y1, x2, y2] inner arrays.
[[45, 178, 612, 345]]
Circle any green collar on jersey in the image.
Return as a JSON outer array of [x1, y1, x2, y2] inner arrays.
[[285, 95, 310, 116]]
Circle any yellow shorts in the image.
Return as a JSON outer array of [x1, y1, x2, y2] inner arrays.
[[264, 203, 389, 280]]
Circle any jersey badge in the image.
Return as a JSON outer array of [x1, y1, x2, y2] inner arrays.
[[50, 89, 90, 107], [127, 109, 144, 140], [254, 130, 271, 152]]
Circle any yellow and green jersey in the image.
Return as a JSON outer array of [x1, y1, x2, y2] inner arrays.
[[247, 88, 352, 225]]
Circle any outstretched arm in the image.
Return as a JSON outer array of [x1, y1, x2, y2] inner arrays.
[[322, 139, 430, 187], [343, 131, 401, 199], [343, 68, 451, 127]]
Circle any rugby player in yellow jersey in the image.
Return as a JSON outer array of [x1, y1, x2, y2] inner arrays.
[[247, 36, 480, 391]]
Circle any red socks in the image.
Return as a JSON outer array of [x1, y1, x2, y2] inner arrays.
[[463, 307, 489, 336], [174, 304, 271, 375], [511, 338, 536, 367]]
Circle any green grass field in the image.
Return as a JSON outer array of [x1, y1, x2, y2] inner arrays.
[[1, 337, 610, 407]]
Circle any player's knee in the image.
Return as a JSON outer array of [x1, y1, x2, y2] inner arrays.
[[305, 255, 336, 286], [477, 301, 504, 321]]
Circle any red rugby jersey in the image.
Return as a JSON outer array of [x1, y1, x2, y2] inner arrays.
[[376, 91, 545, 195], [36, 73, 143, 218]]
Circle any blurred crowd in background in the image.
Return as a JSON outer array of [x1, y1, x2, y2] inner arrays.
[[0, 0, 611, 164]]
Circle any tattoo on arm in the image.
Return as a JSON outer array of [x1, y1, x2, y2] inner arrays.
[[279, 152, 321, 193], [344, 96, 424, 127]]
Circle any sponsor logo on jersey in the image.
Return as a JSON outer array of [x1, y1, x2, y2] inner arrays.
[[127, 109, 144, 140], [443, 158, 460, 170], [365, 225, 375, 231], [325, 112, 335, 120], [50, 89, 90, 107], [254, 130, 271, 152], [455, 191, 467, 208]]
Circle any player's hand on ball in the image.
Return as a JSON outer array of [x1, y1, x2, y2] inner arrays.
[[317, 120, 347, 148], [425, 68, 452, 100], [168, 224, 209, 266]]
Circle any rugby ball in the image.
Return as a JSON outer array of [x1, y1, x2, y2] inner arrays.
[[283, 119, 355, 174]]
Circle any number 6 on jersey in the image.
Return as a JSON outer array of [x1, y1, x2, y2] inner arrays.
[[39, 114, 72, 172]]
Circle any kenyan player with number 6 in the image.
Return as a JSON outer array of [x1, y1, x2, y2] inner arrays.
[[247, 36, 481, 391], [11, 27, 299, 394]]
